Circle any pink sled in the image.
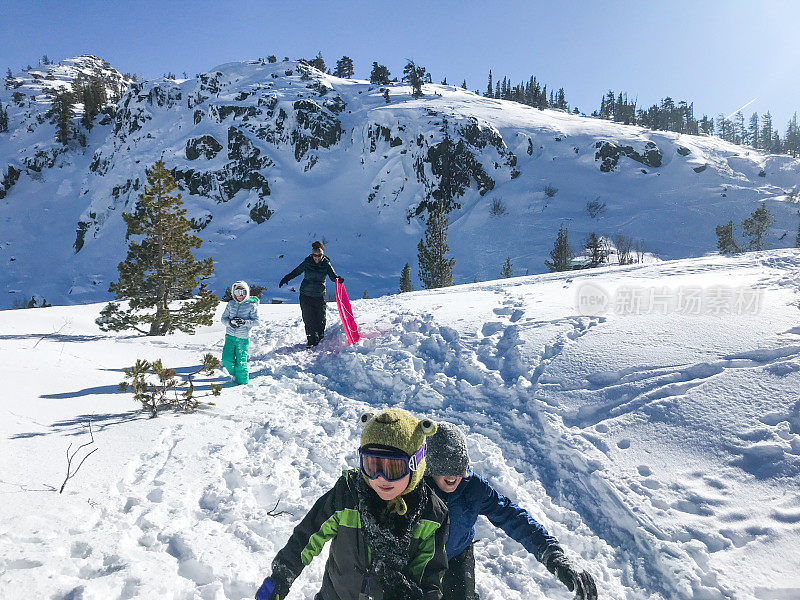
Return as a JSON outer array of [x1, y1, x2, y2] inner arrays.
[[335, 280, 361, 345]]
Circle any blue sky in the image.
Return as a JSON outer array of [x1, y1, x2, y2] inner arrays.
[[4, 0, 800, 130]]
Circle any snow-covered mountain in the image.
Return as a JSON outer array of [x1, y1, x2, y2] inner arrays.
[[2, 56, 799, 307], [2, 250, 799, 599]]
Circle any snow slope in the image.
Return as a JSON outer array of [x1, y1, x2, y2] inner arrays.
[[2, 57, 800, 307], [2, 250, 799, 599]]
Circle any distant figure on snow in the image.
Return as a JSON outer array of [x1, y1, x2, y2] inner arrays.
[[279, 240, 343, 348], [220, 280, 259, 385], [425, 422, 598, 600]]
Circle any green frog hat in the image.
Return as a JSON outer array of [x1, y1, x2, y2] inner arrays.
[[359, 408, 438, 514]]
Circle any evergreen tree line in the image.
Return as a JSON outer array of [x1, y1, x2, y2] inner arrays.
[[478, 66, 800, 155], [484, 70, 570, 111], [581, 88, 800, 156]]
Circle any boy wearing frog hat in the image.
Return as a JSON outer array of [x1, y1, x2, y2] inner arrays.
[[424, 422, 598, 600], [255, 408, 450, 600]]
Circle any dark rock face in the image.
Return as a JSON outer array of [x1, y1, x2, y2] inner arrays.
[[73, 220, 90, 253], [367, 124, 403, 152], [410, 118, 517, 217], [249, 200, 273, 223], [212, 104, 260, 122], [677, 146, 691, 156], [185, 135, 223, 160], [23, 148, 61, 173], [172, 168, 217, 197], [594, 140, 662, 172], [174, 127, 272, 202], [693, 164, 708, 173], [290, 99, 343, 161], [111, 178, 140, 200]]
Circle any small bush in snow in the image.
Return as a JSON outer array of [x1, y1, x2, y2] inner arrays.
[[543, 185, 558, 198], [489, 198, 507, 216], [586, 198, 606, 218], [119, 354, 222, 416]]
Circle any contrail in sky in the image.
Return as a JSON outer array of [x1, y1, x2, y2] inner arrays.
[[725, 98, 758, 121]]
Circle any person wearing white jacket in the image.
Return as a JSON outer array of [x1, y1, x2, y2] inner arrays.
[[220, 280, 259, 384]]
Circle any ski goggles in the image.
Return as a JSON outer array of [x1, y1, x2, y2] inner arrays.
[[359, 445, 426, 482]]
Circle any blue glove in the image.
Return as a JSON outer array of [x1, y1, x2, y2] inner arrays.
[[255, 577, 282, 600]]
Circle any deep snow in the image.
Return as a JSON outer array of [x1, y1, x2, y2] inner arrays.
[[1, 250, 799, 599]]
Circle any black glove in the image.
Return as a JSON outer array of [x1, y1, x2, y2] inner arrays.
[[279, 275, 289, 288], [545, 550, 597, 600], [230, 317, 245, 328], [336, 276, 344, 283]]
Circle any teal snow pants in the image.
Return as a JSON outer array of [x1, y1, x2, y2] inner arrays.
[[222, 334, 250, 385]]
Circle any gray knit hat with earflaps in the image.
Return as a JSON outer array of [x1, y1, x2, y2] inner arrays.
[[425, 421, 470, 477]]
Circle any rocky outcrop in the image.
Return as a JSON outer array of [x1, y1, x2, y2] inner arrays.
[[185, 135, 223, 160], [594, 140, 662, 172]]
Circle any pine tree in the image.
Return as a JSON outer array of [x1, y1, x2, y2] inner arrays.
[[97, 160, 218, 335], [749, 113, 760, 148], [0, 102, 8, 133], [585, 233, 605, 267], [500, 257, 513, 278], [370, 62, 391, 85], [761, 112, 773, 150], [399, 263, 413, 292], [544, 224, 573, 272], [486, 70, 493, 98], [311, 52, 326, 72], [334, 56, 354, 78], [403, 61, 426, 98], [461, 80, 467, 89], [715, 221, 740, 254], [49, 90, 75, 146], [733, 112, 746, 145], [742, 203, 773, 251], [417, 200, 455, 289], [785, 113, 800, 158]]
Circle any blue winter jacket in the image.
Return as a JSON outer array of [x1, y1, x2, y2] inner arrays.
[[426, 473, 562, 562], [221, 297, 260, 339]]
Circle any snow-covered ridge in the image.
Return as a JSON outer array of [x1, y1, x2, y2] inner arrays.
[[1, 57, 799, 307]]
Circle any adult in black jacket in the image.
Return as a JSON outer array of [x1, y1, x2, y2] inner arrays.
[[279, 241, 343, 347]]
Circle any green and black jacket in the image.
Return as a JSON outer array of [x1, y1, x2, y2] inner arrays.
[[270, 469, 449, 600]]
